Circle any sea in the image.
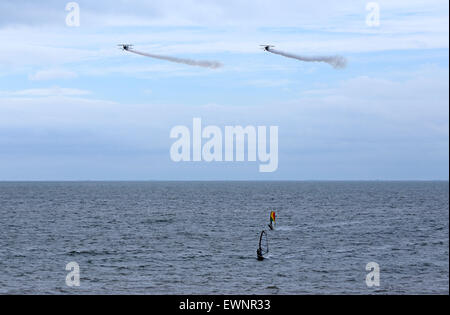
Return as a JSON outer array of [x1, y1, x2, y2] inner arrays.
[[0, 181, 448, 294]]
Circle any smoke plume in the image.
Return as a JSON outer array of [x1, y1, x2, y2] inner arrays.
[[267, 48, 347, 69], [127, 49, 222, 69]]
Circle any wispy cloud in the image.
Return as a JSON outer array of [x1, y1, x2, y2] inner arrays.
[[244, 79, 292, 87], [28, 69, 78, 81], [0, 87, 91, 97], [0, 0, 448, 30]]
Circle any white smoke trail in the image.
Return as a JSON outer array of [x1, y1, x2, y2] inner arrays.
[[127, 49, 222, 69], [267, 48, 347, 69]]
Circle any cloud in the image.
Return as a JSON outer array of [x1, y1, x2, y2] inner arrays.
[[0, 1, 447, 78], [0, 26, 446, 80], [28, 69, 78, 81], [0, 1, 447, 179], [0, 62, 447, 180], [0, 65, 447, 141], [244, 79, 292, 87], [0, 0, 448, 30], [0, 87, 91, 97], [294, 64, 449, 138]]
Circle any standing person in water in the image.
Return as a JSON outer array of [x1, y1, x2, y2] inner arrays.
[[257, 248, 264, 261]]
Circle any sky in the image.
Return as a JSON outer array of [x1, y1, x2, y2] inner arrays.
[[0, 0, 448, 180]]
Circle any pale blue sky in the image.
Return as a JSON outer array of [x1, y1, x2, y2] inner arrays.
[[0, 0, 448, 180]]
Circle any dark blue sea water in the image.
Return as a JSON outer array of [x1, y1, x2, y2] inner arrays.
[[0, 181, 448, 294]]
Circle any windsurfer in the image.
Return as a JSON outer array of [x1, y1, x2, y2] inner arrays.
[[268, 211, 276, 230], [257, 248, 264, 261]]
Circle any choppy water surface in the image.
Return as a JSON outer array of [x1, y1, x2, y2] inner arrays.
[[0, 181, 448, 294]]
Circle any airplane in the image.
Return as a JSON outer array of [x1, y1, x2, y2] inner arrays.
[[260, 45, 275, 52], [118, 44, 134, 51]]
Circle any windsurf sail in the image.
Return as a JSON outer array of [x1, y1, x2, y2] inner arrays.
[[268, 211, 276, 230], [270, 211, 276, 225], [258, 230, 269, 256]]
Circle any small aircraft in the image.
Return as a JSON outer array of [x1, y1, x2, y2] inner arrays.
[[260, 45, 275, 52], [118, 44, 134, 51]]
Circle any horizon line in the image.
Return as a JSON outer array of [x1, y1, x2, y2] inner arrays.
[[0, 179, 448, 182]]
